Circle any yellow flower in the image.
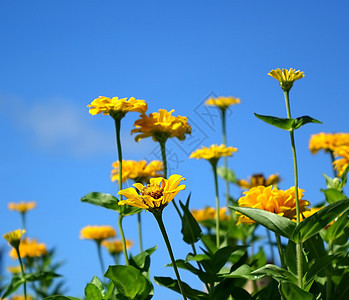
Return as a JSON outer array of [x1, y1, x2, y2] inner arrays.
[[12, 296, 32, 300], [299, 207, 323, 222], [237, 186, 309, 224], [8, 201, 36, 213], [118, 174, 186, 212], [131, 109, 191, 142], [205, 96, 241, 110], [7, 265, 23, 274], [191, 207, 229, 222], [87, 96, 147, 119], [3, 229, 25, 249], [309, 132, 349, 154], [102, 239, 133, 255], [190, 144, 237, 164], [80, 225, 116, 242], [9, 238, 47, 259], [268, 68, 304, 92], [111, 160, 163, 183], [237, 173, 280, 189], [333, 146, 349, 176]]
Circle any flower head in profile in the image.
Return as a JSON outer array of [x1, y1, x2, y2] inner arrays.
[[80, 225, 116, 243], [237, 173, 280, 190], [3, 229, 26, 249], [102, 239, 133, 255], [333, 146, 349, 176], [190, 144, 237, 165], [8, 201, 36, 213], [7, 265, 23, 274], [12, 296, 32, 300], [191, 207, 229, 222], [205, 96, 241, 110], [111, 160, 163, 183], [87, 96, 147, 119], [9, 238, 47, 259], [118, 174, 186, 213], [237, 186, 309, 224], [131, 109, 191, 143], [309, 132, 349, 154], [268, 68, 304, 92]]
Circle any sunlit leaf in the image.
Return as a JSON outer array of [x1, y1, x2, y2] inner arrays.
[[279, 281, 313, 300], [81, 192, 120, 211], [85, 283, 103, 300], [254, 113, 295, 131], [321, 188, 346, 204]]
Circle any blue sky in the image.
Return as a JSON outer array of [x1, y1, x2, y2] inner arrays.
[[1, 1, 349, 298]]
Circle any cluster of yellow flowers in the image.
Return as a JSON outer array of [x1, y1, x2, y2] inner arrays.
[[191, 207, 229, 222], [8, 202, 36, 213], [237, 186, 309, 224], [309, 132, 349, 154], [236, 173, 280, 189], [111, 160, 163, 183], [118, 174, 186, 212], [80, 225, 116, 242], [9, 238, 47, 259]]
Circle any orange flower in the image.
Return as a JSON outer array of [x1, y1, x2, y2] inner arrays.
[[9, 238, 47, 259], [8, 201, 36, 213], [309, 132, 349, 154]]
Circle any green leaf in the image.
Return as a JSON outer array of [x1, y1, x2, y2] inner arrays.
[[292, 199, 349, 243], [340, 164, 349, 188], [251, 264, 298, 284], [229, 206, 296, 240], [1, 275, 24, 298], [278, 281, 313, 300], [324, 212, 349, 244], [81, 192, 120, 211], [105, 265, 151, 300], [322, 188, 346, 204], [333, 272, 349, 300], [322, 174, 342, 190], [217, 166, 237, 183], [153, 276, 208, 300], [293, 115, 322, 129], [254, 113, 295, 131], [212, 246, 235, 273], [121, 205, 143, 216], [222, 264, 256, 280], [44, 297, 80, 300], [85, 283, 103, 300], [179, 198, 202, 244], [90, 276, 105, 296]]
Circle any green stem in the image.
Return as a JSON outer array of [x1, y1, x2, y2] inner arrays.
[[220, 109, 231, 209], [21, 213, 26, 232], [114, 117, 129, 265], [96, 242, 105, 275], [211, 162, 220, 249], [118, 214, 129, 265], [137, 212, 144, 252], [275, 234, 286, 269], [16, 247, 27, 300], [159, 140, 182, 217], [284, 90, 303, 287], [330, 151, 338, 178], [154, 212, 187, 300], [266, 229, 275, 264]]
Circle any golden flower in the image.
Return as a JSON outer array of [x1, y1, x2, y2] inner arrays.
[[191, 207, 229, 222], [237, 186, 309, 224], [237, 173, 280, 189], [87, 96, 147, 119], [7, 265, 23, 274], [111, 160, 163, 183], [12, 296, 32, 300], [205, 96, 241, 110], [268, 68, 304, 92], [299, 207, 323, 222], [8, 201, 36, 213], [3, 229, 25, 249], [131, 109, 191, 142], [118, 174, 186, 212], [9, 238, 47, 259], [309, 132, 349, 154], [190, 144, 237, 164], [333, 146, 349, 177], [102, 239, 133, 255], [80, 225, 116, 242]]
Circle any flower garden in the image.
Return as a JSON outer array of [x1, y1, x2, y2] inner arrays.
[[2, 68, 349, 300]]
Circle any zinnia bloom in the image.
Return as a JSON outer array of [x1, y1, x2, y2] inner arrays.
[[118, 174, 186, 212], [131, 109, 191, 142], [80, 225, 116, 242], [12, 296, 32, 300], [87, 96, 147, 119], [9, 238, 47, 259], [268, 68, 304, 92], [309, 132, 349, 154], [333, 146, 349, 176], [102, 239, 133, 255], [8, 201, 36, 213], [111, 160, 163, 183], [237, 173, 280, 189], [3, 229, 26, 248], [205, 96, 241, 110], [237, 186, 309, 224], [190, 144, 237, 164], [191, 207, 229, 222]]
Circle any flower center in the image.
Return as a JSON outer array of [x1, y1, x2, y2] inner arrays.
[[140, 184, 164, 199]]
